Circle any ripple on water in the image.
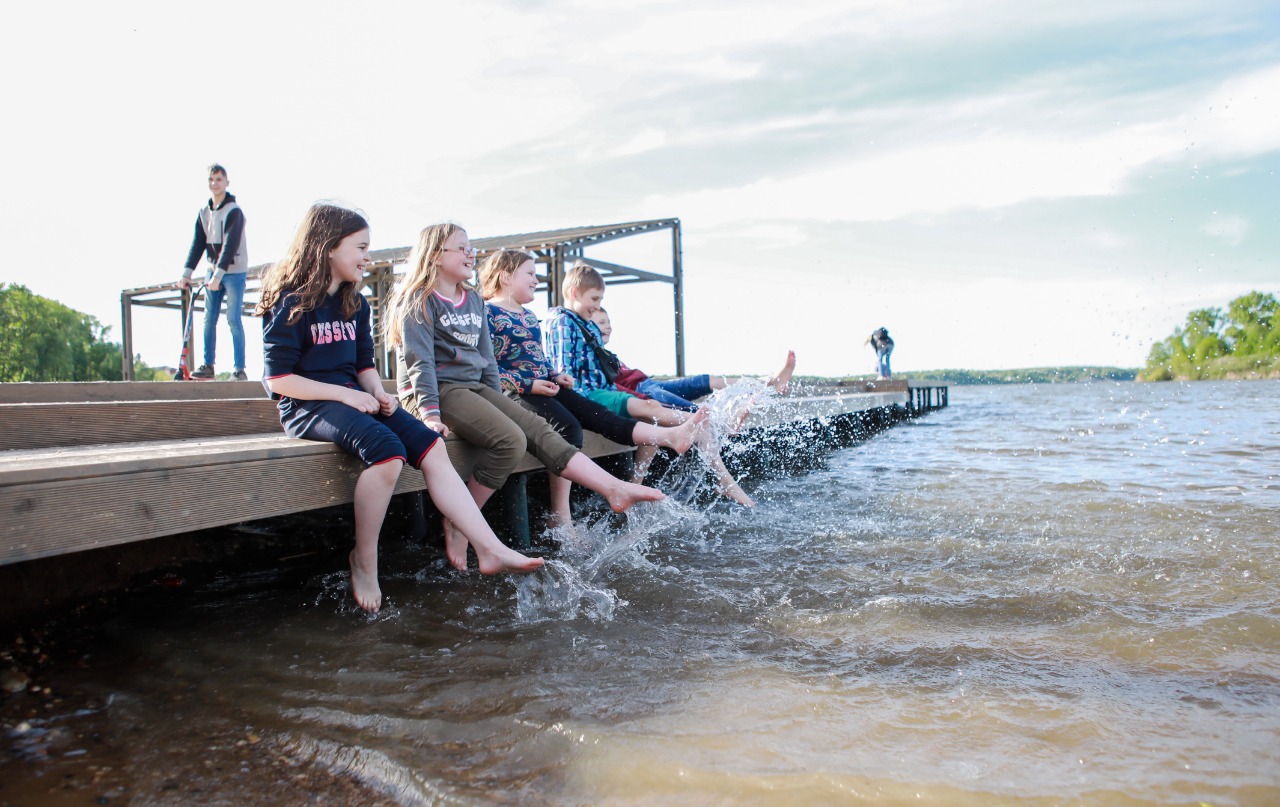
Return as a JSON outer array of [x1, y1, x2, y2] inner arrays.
[[8, 381, 1280, 805]]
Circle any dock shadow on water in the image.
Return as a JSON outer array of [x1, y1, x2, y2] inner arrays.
[[5, 380, 1280, 805]]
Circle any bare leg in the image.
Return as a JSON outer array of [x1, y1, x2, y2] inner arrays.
[[632, 407, 707, 454], [695, 432, 755, 507], [547, 471, 572, 527], [631, 444, 657, 484], [559, 452, 665, 512], [440, 478, 496, 571], [420, 445, 543, 574], [626, 397, 689, 427], [766, 350, 797, 395], [711, 458, 756, 506], [350, 460, 403, 613]]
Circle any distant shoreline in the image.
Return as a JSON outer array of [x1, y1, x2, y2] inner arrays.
[[797, 367, 1139, 386], [812, 366, 1279, 385]]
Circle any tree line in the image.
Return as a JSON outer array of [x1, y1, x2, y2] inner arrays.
[[0, 284, 167, 382], [1139, 291, 1279, 381]]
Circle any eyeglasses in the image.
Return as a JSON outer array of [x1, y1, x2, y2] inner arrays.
[[442, 245, 477, 256]]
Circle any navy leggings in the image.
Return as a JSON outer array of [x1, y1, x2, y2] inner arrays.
[[519, 386, 638, 448], [279, 398, 441, 468]]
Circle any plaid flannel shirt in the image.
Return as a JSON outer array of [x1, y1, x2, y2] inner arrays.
[[542, 307, 611, 392]]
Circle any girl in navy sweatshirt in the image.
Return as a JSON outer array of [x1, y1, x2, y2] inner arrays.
[[258, 204, 542, 613]]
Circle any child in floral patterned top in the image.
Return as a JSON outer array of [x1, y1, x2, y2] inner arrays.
[[480, 249, 706, 525]]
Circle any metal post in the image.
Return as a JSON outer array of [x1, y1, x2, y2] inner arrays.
[[550, 248, 565, 308], [181, 285, 194, 378], [671, 220, 686, 376], [120, 292, 134, 381]]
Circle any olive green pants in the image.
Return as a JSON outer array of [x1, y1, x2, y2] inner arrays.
[[403, 382, 578, 490]]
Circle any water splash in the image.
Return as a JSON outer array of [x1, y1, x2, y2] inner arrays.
[[515, 378, 782, 622], [515, 498, 705, 622]]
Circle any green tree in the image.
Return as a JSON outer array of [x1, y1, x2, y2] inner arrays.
[[1223, 291, 1278, 355], [1140, 290, 1280, 381], [0, 284, 126, 382]]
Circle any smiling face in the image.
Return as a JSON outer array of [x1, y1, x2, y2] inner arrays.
[[567, 286, 604, 320], [507, 259, 539, 305], [437, 229, 475, 287], [327, 228, 371, 294], [591, 308, 612, 343], [208, 170, 228, 197]]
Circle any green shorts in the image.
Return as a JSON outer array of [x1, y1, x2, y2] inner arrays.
[[584, 388, 635, 417]]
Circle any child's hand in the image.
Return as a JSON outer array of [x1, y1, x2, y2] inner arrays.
[[343, 389, 380, 414], [555, 374, 574, 388], [374, 390, 398, 416], [424, 418, 450, 438], [530, 379, 560, 396]]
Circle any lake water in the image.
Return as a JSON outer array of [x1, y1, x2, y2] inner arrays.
[[3, 381, 1278, 805]]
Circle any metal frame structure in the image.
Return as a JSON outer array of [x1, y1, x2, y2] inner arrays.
[[120, 218, 685, 380]]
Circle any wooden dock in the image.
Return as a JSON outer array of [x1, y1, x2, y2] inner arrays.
[[0, 379, 946, 567]]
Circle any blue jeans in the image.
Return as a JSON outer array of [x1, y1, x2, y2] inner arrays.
[[203, 271, 246, 370], [636, 374, 713, 411], [876, 347, 893, 378]]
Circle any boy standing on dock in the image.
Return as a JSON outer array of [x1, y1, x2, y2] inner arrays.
[[178, 163, 249, 381]]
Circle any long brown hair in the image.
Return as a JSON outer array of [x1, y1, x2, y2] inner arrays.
[[477, 249, 534, 300], [382, 222, 464, 347], [256, 203, 369, 324]]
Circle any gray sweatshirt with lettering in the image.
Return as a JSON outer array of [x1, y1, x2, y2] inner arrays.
[[396, 288, 500, 417]]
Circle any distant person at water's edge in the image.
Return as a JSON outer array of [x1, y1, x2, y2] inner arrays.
[[257, 203, 543, 613], [478, 248, 704, 528], [383, 223, 665, 571], [179, 163, 249, 381], [866, 327, 894, 379]]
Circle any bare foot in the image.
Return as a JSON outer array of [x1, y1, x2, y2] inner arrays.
[[767, 350, 797, 396], [718, 480, 756, 507], [349, 549, 382, 613], [475, 543, 545, 575], [664, 407, 709, 454], [605, 480, 666, 512], [442, 518, 470, 571]]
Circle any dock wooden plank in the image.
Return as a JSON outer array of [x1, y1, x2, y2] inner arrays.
[[0, 399, 283, 451], [0, 380, 273, 403], [0, 431, 631, 565], [0, 379, 395, 404]]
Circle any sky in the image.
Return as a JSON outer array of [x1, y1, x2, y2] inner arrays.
[[1, 0, 1276, 378]]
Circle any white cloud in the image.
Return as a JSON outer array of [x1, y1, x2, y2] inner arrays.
[[1081, 229, 1130, 250], [1202, 214, 1250, 246], [1184, 64, 1280, 160], [609, 128, 670, 157], [638, 63, 1280, 226]]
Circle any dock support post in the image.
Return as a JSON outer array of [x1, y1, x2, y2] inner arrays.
[[672, 220, 686, 376], [120, 292, 135, 381], [488, 473, 531, 550]]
